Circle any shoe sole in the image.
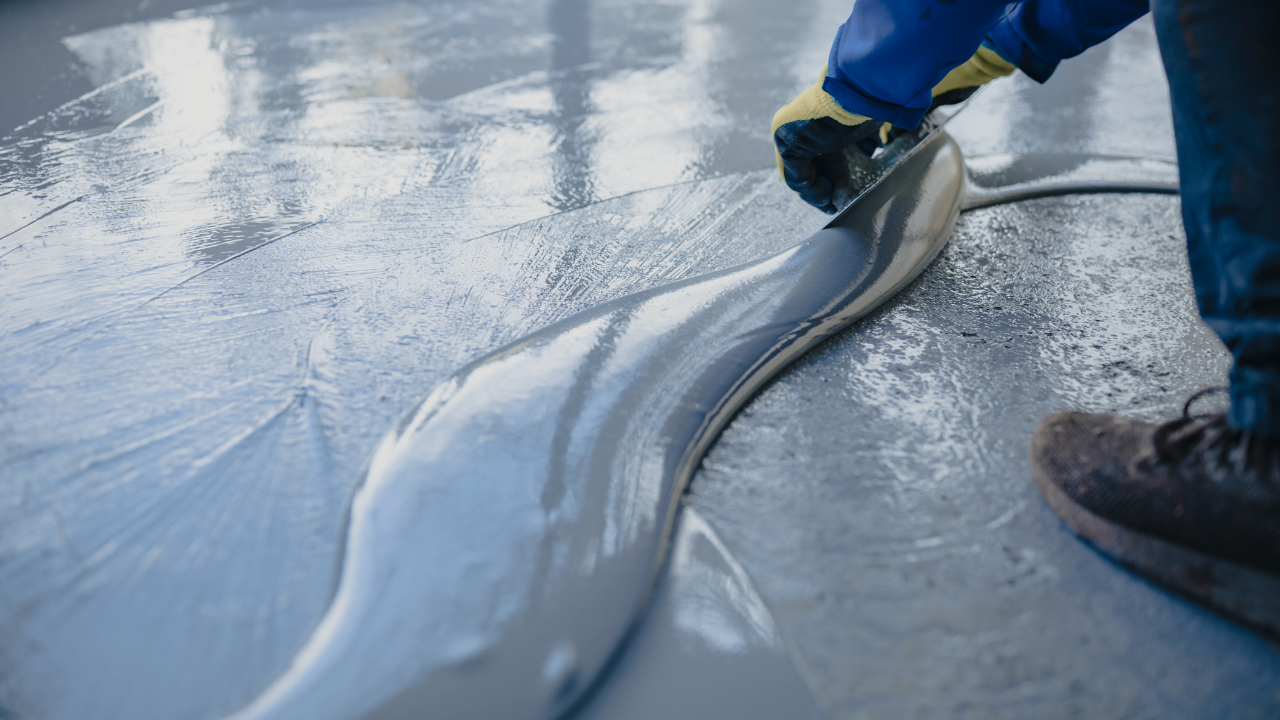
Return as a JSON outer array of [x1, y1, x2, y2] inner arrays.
[[1033, 467, 1280, 643]]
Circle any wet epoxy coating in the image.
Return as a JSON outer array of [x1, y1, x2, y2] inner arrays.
[[2, 1, 852, 717], [572, 508, 825, 720], [2, 2, 1278, 720], [692, 191, 1280, 718], [228, 124, 963, 720], [690, 23, 1280, 720]]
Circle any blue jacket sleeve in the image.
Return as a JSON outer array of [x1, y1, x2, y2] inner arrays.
[[823, 0, 1014, 129], [987, 0, 1148, 83]]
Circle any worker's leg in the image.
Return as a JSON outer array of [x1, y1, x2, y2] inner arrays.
[[1028, 0, 1280, 640], [1154, 0, 1280, 434]]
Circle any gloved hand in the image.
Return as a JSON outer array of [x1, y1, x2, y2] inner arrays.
[[774, 46, 1016, 213], [771, 69, 879, 214]]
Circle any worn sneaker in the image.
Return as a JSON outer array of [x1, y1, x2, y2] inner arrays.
[[1029, 401, 1280, 640]]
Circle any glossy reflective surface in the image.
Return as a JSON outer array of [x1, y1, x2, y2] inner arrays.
[[0, 1, 855, 717], [691, 18, 1280, 720], [223, 107, 1191, 720], [229, 128, 962, 720], [4, 2, 1278, 719], [573, 508, 825, 720], [962, 153, 1178, 210]]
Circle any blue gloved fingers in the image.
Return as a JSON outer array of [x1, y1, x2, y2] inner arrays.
[[775, 117, 837, 212], [771, 74, 878, 213], [774, 116, 877, 214]]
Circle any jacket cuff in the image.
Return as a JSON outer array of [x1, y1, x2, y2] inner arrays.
[[824, 22, 933, 129]]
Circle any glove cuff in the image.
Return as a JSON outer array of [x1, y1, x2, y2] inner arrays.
[[931, 45, 1017, 99], [972, 45, 1016, 79]]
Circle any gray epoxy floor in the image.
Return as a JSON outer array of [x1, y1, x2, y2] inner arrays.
[[693, 20, 1280, 719], [693, 192, 1280, 718], [1, 1, 1277, 719]]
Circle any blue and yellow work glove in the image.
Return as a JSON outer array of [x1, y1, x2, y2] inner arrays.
[[770, 68, 878, 214], [772, 45, 1016, 213]]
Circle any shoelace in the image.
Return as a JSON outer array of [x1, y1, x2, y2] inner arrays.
[[1147, 388, 1278, 480], [1182, 386, 1228, 420]]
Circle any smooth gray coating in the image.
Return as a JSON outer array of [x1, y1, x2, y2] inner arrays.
[[4, 2, 1278, 718], [961, 153, 1178, 210], [686, 22, 1280, 718], [224, 126, 964, 720], [224, 120, 1196, 720], [1, 2, 860, 717], [572, 508, 826, 720], [691, 192, 1280, 719]]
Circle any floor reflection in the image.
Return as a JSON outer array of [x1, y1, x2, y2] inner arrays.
[[0, 2, 841, 719], [547, 0, 597, 211]]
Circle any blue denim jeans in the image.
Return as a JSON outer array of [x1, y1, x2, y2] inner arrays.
[[1153, 0, 1280, 437]]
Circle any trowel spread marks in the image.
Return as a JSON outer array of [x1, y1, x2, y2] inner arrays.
[[6, 5, 1272, 719], [220, 97, 1204, 718], [225, 127, 966, 720]]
